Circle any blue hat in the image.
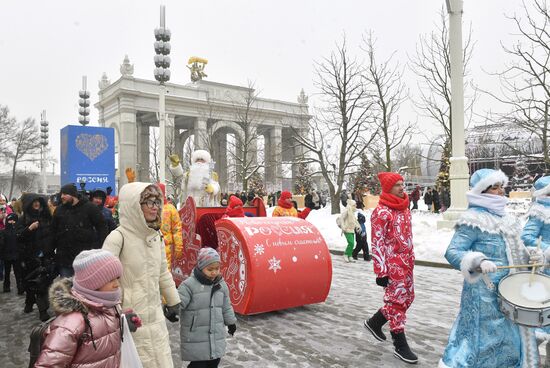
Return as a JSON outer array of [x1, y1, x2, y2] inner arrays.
[[197, 247, 220, 270], [533, 176, 550, 197], [470, 169, 508, 194]]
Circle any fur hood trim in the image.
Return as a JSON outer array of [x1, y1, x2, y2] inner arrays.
[[527, 202, 550, 225], [456, 208, 520, 235], [49, 278, 89, 315], [191, 150, 211, 164], [471, 170, 508, 195]]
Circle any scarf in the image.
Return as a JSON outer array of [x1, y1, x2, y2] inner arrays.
[[193, 267, 222, 286], [277, 198, 293, 209], [225, 205, 244, 217], [73, 279, 121, 308], [379, 192, 409, 211], [466, 192, 508, 217]]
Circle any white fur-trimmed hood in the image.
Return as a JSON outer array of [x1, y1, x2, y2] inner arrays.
[[470, 170, 509, 194]]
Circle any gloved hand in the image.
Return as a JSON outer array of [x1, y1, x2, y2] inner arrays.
[[227, 324, 237, 336], [124, 311, 142, 332], [305, 201, 316, 210], [376, 276, 389, 287], [480, 260, 497, 274], [528, 247, 545, 265], [205, 184, 214, 194], [169, 154, 181, 166], [163, 303, 181, 323]]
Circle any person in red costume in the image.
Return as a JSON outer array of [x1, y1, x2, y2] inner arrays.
[[222, 196, 245, 218], [363, 172, 417, 365], [272, 191, 311, 219]]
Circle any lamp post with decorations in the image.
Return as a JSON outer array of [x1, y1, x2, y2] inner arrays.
[[40, 110, 49, 194], [78, 76, 90, 126], [154, 5, 171, 183]]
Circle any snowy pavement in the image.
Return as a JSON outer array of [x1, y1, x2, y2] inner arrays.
[[1, 254, 547, 367], [174, 254, 466, 367]]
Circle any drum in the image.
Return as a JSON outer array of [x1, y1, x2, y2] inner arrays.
[[498, 271, 550, 327]]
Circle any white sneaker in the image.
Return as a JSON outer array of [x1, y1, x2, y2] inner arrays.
[[343, 254, 350, 263], [348, 257, 356, 262]]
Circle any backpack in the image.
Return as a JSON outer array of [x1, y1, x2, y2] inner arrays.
[[28, 313, 92, 368]]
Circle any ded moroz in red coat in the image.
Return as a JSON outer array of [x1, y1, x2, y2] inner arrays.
[[371, 172, 415, 333]]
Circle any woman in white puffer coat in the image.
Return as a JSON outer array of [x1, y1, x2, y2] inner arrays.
[[103, 182, 181, 368]]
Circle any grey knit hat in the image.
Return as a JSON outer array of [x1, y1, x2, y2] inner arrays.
[[197, 247, 221, 270]]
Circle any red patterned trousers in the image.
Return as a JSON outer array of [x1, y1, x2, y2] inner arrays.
[[380, 269, 415, 333]]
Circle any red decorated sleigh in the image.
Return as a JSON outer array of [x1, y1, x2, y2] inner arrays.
[[171, 196, 332, 315]]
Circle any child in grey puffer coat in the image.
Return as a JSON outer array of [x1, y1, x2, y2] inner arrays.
[[178, 247, 237, 368]]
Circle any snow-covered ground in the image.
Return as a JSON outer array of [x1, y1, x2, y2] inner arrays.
[[267, 198, 533, 264]]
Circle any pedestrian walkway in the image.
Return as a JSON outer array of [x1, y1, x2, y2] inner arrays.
[[0, 255, 543, 367]]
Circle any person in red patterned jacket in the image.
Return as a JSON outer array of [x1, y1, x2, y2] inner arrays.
[[363, 172, 417, 364]]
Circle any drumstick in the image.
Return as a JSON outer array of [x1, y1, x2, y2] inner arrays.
[[495, 263, 545, 270], [529, 237, 542, 286]]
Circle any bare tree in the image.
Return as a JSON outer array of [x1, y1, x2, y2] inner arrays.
[[0, 106, 16, 162], [362, 33, 414, 171], [485, 0, 550, 172], [227, 81, 265, 191], [409, 8, 475, 154], [6, 117, 41, 198], [293, 37, 377, 214], [149, 128, 161, 183], [13, 171, 39, 195], [392, 144, 423, 176]]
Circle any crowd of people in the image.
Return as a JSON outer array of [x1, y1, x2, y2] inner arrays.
[[2, 147, 550, 367]]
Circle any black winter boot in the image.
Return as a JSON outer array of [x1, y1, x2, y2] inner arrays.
[[39, 309, 51, 322], [391, 331, 418, 364], [364, 309, 388, 341]]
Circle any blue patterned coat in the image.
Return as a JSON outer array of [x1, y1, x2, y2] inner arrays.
[[440, 207, 539, 368], [521, 202, 550, 251]]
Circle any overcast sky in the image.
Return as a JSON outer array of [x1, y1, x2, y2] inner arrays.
[[0, 0, 526, 173]]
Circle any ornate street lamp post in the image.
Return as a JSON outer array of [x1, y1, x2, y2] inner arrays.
[[40, 110, 49, 194], [78, 76, 90, 126], [154, 5, 171, 183]]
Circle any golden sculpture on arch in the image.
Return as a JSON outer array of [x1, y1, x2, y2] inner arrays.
[[187, 56, 208, 82]]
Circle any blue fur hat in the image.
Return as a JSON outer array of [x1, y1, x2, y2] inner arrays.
[[533, 176, 550, 197], [470, 169, 508, 194]]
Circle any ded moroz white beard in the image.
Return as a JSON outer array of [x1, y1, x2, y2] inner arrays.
[[188, 162, 210, 190]]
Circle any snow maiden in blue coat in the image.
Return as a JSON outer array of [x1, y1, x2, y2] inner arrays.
[[439, 169, 540, 368], [521, 176, 550, 342]]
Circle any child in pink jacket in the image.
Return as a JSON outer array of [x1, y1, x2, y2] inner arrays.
[[35, 249, 140, 368]]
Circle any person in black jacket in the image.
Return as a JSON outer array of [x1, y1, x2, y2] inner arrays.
[[0, 213, 22, 293], [48, 183, 107, 278], [90, 188, 117, 234], [16, 193, 54, 321], [352, 212, 371, 261]]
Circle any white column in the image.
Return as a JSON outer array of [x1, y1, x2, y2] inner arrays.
[[158, 84, 167, 183], [136, 121, 150, 182], [266, 127, 282, 191], [194, 117, 208, 150], [439, 0, 470, 229], [118, 110, 137, 186]]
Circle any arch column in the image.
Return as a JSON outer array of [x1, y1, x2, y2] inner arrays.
[[212, 132, 228, 192], [194, 117, 208, 150], [265, 127, 282, 191], [136, 118, 150, 182], [118, 99, 137, 186]]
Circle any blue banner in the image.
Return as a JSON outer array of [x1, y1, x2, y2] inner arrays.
[[60, 125, 116, 194]]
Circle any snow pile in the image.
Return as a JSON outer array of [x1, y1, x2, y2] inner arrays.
[[266, 197, 533, 264]]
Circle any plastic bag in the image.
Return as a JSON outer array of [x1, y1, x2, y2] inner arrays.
[[120, 314, 143, 368]]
